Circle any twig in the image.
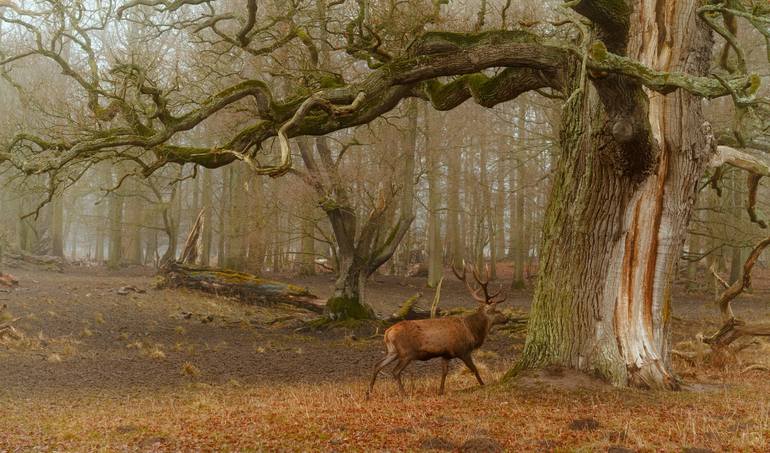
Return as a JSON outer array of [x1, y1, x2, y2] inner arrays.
[[742, 364, 770, 374]]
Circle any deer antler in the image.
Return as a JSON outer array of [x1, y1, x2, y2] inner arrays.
[[451, 261, 507, 304]]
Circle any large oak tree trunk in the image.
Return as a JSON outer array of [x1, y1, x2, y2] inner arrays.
[[517, 0, 713, 388]]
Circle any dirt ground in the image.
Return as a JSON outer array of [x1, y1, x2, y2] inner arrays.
[[1, 265, 769, 451]]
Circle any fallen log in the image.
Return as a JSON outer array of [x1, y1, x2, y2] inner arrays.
[[2, 250, 65, 272], [387, 293, 433, 322], [158, 261, 324, 314]]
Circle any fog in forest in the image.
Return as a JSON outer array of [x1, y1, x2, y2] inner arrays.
[[2, 0, 770, 450]]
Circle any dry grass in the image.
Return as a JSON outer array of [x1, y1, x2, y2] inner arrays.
[[1, 369, 769, 451], [2, 268, 770, 451], [181, 361, 201, 377]]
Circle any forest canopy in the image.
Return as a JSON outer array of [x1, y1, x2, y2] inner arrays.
[[1, 0, 766, 179]]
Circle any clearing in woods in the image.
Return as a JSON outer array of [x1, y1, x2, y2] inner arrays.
[[1, 266, 770, 451]]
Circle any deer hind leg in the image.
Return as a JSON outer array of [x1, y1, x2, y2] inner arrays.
[[461, 354, 484, 386], [366, 352, 399, 399], [392, 358, 413, 396], [439, 358, 450, 395]]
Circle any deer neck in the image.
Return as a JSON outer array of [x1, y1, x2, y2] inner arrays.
[[463, 309, 491, 347]]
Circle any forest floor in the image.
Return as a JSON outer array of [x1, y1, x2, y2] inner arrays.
[[1, 265, 770, 451]]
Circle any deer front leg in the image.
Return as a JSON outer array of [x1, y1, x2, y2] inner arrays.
[[461, 354, 484, 386]]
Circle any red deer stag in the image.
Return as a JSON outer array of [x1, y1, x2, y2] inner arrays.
[[366, 264, 507, 398]]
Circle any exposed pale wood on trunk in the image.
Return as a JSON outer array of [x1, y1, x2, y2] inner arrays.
[[179, 210, 205, 265], [517, 0, 713, 389]]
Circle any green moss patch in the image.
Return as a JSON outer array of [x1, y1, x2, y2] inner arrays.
[[324, 296, 376, 320]]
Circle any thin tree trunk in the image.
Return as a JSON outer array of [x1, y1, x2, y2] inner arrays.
[[51, 190, 64, 258], [226, 165, 247, 270], [399, 100, 418, 273], [201, 168, 213, 266], [145, 228, 158, 266], [447, 137, 463, 267], [426, 108, 443, 287], [126, 179, 144, 265], [246, 175, 265, 273], [217, 168, 229, 267], [107, 182, 124, 269], [16, 195, 31, 252], [512, 105, 528, 288], [494, 143, 506, 264], [513, 157, 527, 288], [472, 140, 485, 272], [507, 133, 517, 261], [480, 135, 496, 279], [95, 209, 105, 263], [299, 213, 316, 275], [729, 172, 743, 284]]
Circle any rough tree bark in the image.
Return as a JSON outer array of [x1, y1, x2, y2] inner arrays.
[[516, 0, 713, 388]]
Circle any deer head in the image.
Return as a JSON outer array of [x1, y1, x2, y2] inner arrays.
[[451, 261, 508, 326]]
